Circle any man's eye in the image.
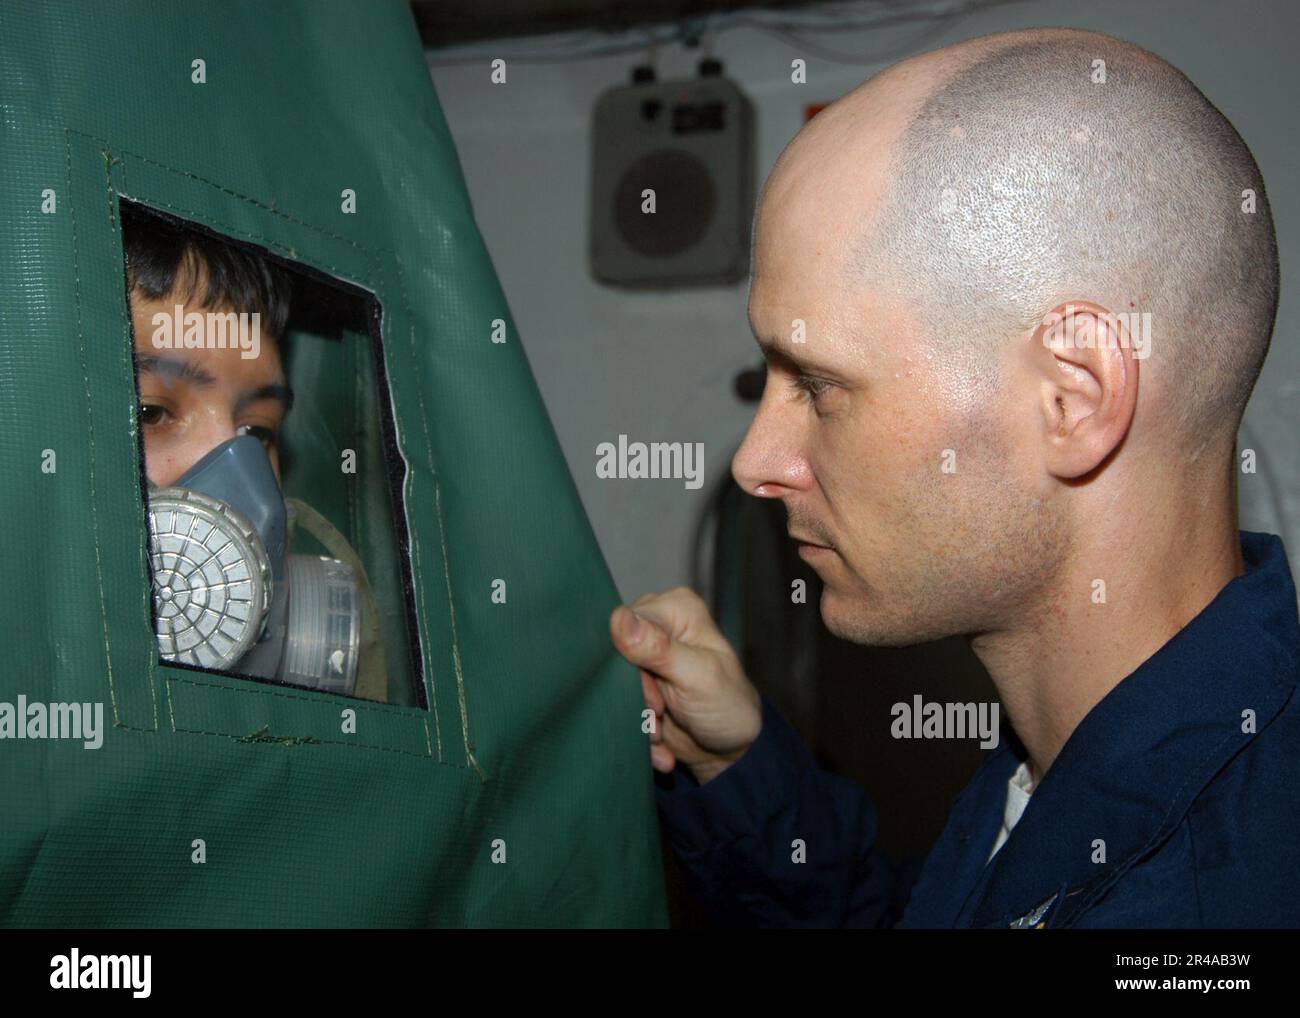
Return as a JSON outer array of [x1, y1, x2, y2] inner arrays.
[[237, 424, 277, 448], [139, 403, 168, 426], [793, 374, 832, 404]]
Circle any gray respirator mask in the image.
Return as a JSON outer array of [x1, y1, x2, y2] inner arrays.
[[145, 435, 362, 696]]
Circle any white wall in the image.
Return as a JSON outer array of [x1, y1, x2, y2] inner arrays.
[[428, 0, 1300, 603]]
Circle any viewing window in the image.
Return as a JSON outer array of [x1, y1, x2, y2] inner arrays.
[[121, 199, 424, 707]]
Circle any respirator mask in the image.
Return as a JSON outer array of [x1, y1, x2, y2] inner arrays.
[[145, 434, 369, 696]]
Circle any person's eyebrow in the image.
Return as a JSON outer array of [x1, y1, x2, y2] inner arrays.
[[756, 334, 853, 381], [136, 354, 218, 387], [234, 384, 295, 417]]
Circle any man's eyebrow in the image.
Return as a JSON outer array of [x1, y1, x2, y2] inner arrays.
[[756, 334, 852, 379], [234, 384, 295, 416], [136, 354, 218, 387]]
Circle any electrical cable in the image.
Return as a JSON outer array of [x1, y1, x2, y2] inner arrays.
[[425, 0, 1031, 67]]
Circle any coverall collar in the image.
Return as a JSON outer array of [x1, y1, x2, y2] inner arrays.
[[957, 530, 1300, 928]]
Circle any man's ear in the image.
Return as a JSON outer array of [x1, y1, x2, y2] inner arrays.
[[1029, 301, 1139, 480]]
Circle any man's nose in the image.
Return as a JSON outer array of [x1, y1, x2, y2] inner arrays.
[[174, 416, 241, 478], [193, 415, 240, 454], [731, 400, 812, 499]]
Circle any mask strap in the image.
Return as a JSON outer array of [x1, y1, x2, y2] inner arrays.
[[285, 497, 389, 703]]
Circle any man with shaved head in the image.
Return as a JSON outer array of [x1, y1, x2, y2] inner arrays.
[[611, 27, 1297, 927]]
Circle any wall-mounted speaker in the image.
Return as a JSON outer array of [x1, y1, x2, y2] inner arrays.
[[589, 68, 755, 289]]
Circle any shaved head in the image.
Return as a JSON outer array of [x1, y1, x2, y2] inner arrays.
[[851, 28, 1278, 442], [735, 26, 1277, 654]]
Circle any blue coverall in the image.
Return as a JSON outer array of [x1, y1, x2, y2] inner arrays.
[[655, 531, 1300, 928]]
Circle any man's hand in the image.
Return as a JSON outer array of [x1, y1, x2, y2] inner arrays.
[[610, 587, 763, 785]]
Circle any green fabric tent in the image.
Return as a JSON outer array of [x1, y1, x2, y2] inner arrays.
[[0, 0, 668, 927]]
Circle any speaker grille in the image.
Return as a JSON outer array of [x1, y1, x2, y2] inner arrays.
[[614, 150, 716, 258]]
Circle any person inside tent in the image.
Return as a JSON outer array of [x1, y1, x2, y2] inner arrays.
[[123, 203, 386, 700]]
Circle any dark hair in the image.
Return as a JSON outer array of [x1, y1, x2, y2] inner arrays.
[[120, 202, 293, 340]]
